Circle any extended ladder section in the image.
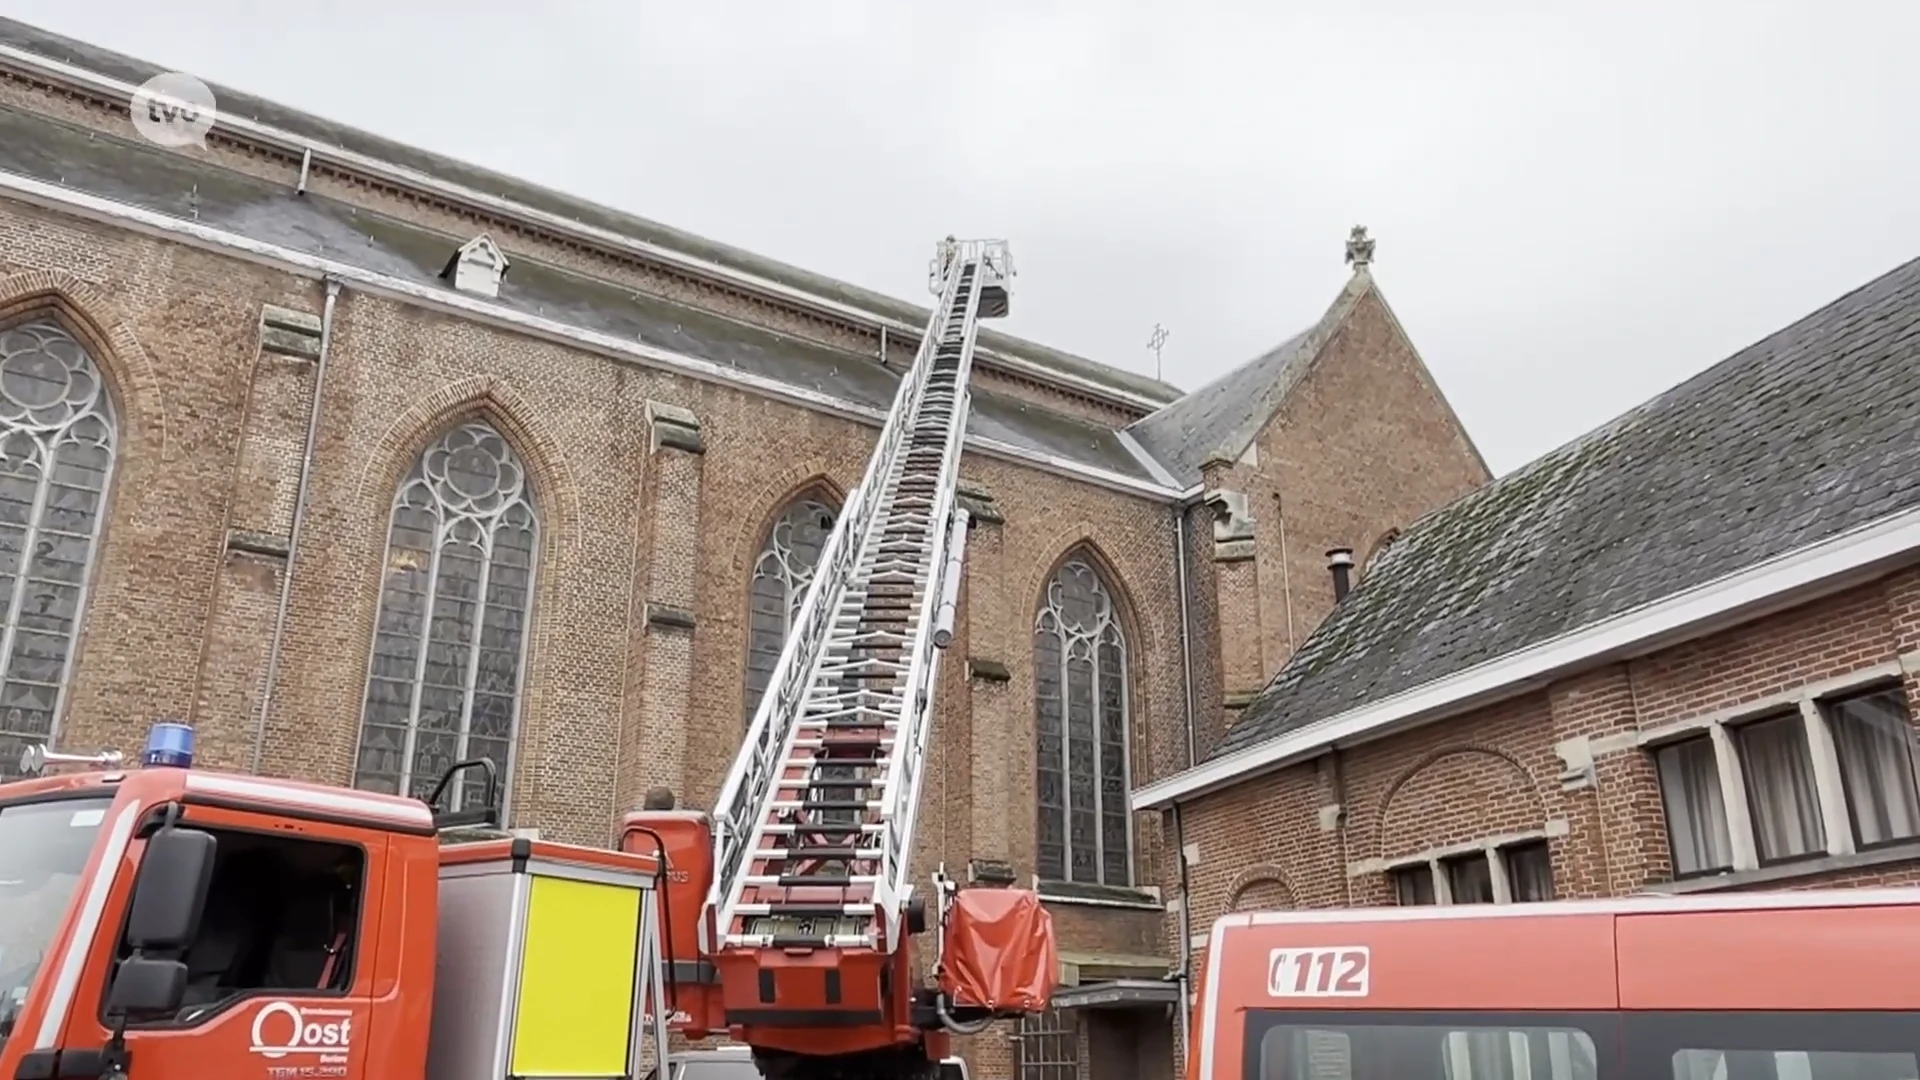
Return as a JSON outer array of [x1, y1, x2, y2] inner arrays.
[[706, 239, 1012, 959]]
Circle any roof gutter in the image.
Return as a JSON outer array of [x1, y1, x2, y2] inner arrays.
[[0, 168, 1185, 504], [0, 43, 1174, 415], [1117, 428, 1183, 490], [1132, 500, 1920, 809]]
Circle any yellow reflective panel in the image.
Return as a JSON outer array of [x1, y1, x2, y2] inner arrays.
[[511, 874, 642, 1077]]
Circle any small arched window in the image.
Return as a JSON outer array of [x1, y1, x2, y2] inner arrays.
[[1230, 878, 1292, 912], [354, 421, 538, 813], [744, 492, 838, 722], [1034, 555, 1133, 886], [0, 316, 117, 777]]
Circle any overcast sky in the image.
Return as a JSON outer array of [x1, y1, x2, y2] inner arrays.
[[6, 1, 1917, 474]]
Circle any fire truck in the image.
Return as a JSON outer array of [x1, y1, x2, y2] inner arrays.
[[622, 237, 1057, 1080], [0, 724, 676, 1080], [1187, 889, 1920, 1080], [0, 236, 1054, 1080]]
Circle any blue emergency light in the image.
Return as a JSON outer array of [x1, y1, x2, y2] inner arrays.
[[141, 722, 195, 769]]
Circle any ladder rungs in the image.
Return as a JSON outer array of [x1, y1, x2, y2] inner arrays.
[[718, 249, 995, 933], [757, 847, 883, 860], [743, 873, 877, 887], [736, 902, 876, 916], [775, 776, 884, 788], [760, 823, 884, 836], [723, 933, 873, 950]]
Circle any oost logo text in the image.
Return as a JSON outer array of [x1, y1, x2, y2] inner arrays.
[[249, 1001, 353, 1059]]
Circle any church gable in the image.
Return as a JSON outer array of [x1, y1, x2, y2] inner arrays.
[[1163, 231, 1493, 757], [1125, 228, 1472, 488], [1256, 284, 1490, 491]]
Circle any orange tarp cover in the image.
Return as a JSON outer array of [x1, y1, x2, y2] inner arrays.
[[938, 888, 1059, 1012]]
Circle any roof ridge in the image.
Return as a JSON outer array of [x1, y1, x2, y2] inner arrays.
[[1384, 251, 1920, 543], [1127, 324, 1312, 428], [0, 101, 1179, 497], [1218, 248, 1920, 759], [0, 16, 1183, 407], [1125, 269, 1376, 483]]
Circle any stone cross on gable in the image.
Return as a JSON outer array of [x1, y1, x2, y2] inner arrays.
[[1344, 225, 1375, 270]]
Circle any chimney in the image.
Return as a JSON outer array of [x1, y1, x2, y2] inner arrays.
[[1327, 548, 1354, 602]]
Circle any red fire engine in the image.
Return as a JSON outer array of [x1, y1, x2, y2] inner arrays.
[[0, 236, 1056, 1080], [1188, 889, 1920, 1080], [624, 238, 1056, 1080]]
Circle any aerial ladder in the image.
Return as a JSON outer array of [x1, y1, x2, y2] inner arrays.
[[625, 238, 1056, 1080]]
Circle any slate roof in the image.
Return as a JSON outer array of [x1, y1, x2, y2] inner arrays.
[[1125, 328, 1315, 485], [1127, 272, 1376, 485], [1217, 253, 1920, 759], [0, 17, 1181, 408], [0, 104, 1158, 483]]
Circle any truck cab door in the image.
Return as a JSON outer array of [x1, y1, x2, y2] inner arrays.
[[63, 805, 390, 1079]]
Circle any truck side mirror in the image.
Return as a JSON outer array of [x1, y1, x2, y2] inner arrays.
[[937, 1056, 970, 1080], [126, 827, 216, 950], [106, 956, 188, 1018]]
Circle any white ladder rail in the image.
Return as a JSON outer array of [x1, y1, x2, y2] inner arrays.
[[705, 251, 960, 874], [872, 296, 992, 946], [709, 243, 980, 940], [711, 238, 1010, 955]]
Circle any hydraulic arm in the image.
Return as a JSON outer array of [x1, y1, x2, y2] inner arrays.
[[627, 239, 1053, 1080], [712, 238, 1005, 956]]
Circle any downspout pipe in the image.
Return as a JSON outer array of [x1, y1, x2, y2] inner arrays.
[[250, 275, 342, 774], [1173, 801, 1193, 1069], [1174, 505, 1198, 769], [1170, 500, 1199, 1070]]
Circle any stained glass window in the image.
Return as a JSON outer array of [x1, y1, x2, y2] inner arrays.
[[354, 421, 536, 813], [0, 317, 116, 779], [1034, 556, 1132, 885], [744, 493, 837, 722]]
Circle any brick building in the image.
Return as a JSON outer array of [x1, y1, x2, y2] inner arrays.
[[1136, 249, 1920, 1061], [0, 19, 1492, 1080]]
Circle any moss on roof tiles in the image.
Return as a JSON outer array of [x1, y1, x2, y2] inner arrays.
[[1218, 253, 1920, 760]]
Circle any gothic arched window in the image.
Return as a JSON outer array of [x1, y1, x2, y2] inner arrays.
[[744, 492, 837, 722], [0, 317, 116, 778], [1034, 555, 1132, 886], [354, 421, 538, 813]]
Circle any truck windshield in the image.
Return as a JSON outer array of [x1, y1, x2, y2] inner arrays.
[[0, 797, 111, 1049]]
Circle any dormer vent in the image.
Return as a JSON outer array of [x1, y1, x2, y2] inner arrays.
[[441, 233, 510, 299]]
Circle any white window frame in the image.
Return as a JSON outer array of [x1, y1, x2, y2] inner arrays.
[[1368, 824, 1567, 906], [1013, 1008, 1078, 1080], [1643, 662, 1919, 876]]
